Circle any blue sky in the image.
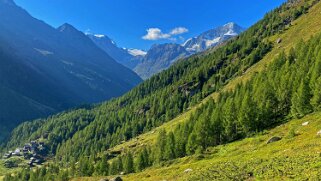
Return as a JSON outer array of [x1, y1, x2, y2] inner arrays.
[[15, 0, 286, 50]]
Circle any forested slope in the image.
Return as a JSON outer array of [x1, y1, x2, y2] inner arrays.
[[2, 0, 320, 180]]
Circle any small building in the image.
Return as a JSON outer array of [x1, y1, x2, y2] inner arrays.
[[12, 148, 21, 157]]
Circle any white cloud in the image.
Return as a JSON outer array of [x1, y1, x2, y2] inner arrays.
[[170, 27, 188, 35], [142, 27, 188, 41], [142, 28, 171, 40]]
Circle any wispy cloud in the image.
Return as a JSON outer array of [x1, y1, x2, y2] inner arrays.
[[142, 27, 188, 40], [170, 27, 188, 35]]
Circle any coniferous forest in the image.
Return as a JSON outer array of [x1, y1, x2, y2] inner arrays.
[[2, 0, 321, 180]]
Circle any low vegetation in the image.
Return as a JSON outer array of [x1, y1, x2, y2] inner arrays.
[[119, 112, 321, 181]]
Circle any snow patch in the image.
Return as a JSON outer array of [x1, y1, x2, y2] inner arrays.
[[224, 30, 238, 36], [94, 34, 106, 38], [128, 49, 147, 56], [182, 38, 192, 46], [205, 37, 221, 47], [34, 48, 53, 56], [186, 44, 200, 52]]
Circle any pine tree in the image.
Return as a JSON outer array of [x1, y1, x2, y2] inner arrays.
[[155, 129, 167, 163], [164, 132, 176, 160], [109, 156, 123, 175], [238, 90, 256, 134], [195, 112, 214, 151], [136, 151, 145, 172], [79, 157, 94, 177], [222, 98, 237, 142], [311, 77, 321, 111], [186, 133, 197, 155], [123, 152, 134, 174], [211, 107, 223, 145], [98, 155, 109, 176], [174, 124, 189, 158], [110, 159, 119, 175], [291, 79, 313, 118]]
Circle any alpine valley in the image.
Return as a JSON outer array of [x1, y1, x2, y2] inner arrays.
[[2, 0, 321, 181], [88, 23, 244, 79]]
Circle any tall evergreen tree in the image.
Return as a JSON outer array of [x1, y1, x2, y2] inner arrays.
[[97, 155, 109, 176], [123, 152, 134, 174], [311, 77, 321, 111], [164, 132, 176, 160], [155, 129, 167, 163], [291, 79, 313, 118]]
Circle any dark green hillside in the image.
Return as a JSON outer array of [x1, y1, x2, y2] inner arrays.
[[0, 0, 142, 139], [2, 0, 320, 180]]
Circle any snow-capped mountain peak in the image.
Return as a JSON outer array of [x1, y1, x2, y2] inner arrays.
[[182, 22, 245, 53], [224, 22, 237, 28]]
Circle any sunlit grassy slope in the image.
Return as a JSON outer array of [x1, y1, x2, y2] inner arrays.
[[105, 0, 321, 156], [121, 112, 321, 181], [0, 160, 20, 181], [78, 112, 321, 181]]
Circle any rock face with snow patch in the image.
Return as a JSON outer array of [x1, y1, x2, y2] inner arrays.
[[183, 22, 245, 53], [134, 43, 190, 79], [134, 22, 244, 79], [87, 34, 145, 69]]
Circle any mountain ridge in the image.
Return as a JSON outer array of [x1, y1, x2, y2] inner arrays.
[[0, 1, 142, 139], [87, 34, 144, 69], [134, 22, 244, 79], [183, 22, 245, 53]]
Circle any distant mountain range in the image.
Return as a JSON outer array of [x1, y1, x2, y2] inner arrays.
[[89, 23, 245, 79], [0, 0, 142, 138], [183, 22, 245, 53], [87, 34, 145, 69], [134, 43, 189, 79]]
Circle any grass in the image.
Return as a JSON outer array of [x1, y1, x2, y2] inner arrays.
[[79, 112, 321, 181], [127, 112, 321, 180], [0, 160, 21, 179]]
